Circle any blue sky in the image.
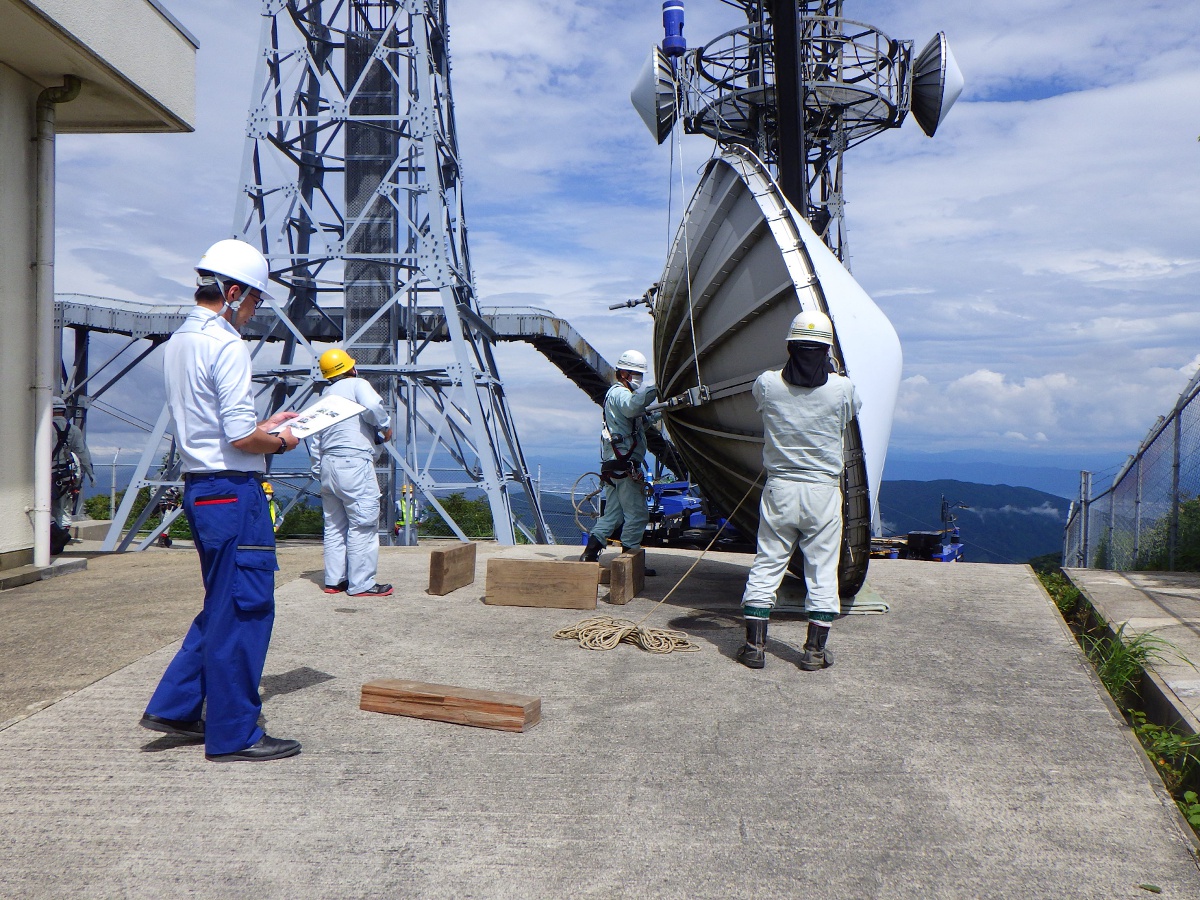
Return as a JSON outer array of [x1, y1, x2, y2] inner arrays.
[[53, 1, 1200, 492]]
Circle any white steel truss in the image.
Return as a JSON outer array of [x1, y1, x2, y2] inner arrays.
[[230, 0, 548, 544]]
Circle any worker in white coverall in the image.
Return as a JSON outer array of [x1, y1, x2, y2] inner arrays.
[[311, 348, 393, 597], [579, 350, 659, 572], [737, 310, 862, 671]]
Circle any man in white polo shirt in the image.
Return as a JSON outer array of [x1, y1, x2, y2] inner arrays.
[[140, 239, 304, 762]]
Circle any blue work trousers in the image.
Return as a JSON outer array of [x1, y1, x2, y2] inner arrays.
[[144, 473, 278, 755], [591, 472, 649, 549]]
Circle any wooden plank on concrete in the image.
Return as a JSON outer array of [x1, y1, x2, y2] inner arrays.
[[360, 678, 540, 732], [608, 548, 645, 605], [484, 558, 598, 609], [428, 542, 477, 595]]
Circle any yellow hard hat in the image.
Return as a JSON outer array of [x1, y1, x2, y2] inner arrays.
[[262, 481, 274, 495], [319, 348, 356, 379]]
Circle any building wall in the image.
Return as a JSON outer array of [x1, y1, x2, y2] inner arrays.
[[0, 63, 39, 562], [27, 0, 196, 130], [0, 1, 195, 568]]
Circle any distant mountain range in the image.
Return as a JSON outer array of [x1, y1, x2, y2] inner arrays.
[[879, 479, 1070, 565]]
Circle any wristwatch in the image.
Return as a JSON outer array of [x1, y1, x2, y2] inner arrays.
[[275, 434, 288, 454]]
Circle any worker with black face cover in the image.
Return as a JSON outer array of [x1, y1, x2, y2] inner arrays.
[[580, 350, 659, 567], [737, 310, 861, 671]]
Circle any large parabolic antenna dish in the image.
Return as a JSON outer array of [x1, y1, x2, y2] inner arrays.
[[654, 147, 902, 596], [631, 46, 680, 145], [911, 32, 964, 138]]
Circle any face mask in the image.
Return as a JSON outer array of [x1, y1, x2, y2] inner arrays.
[[627, 374, 643, 391]]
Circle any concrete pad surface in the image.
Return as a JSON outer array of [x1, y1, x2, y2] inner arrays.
[[2, 548, 1199, 898]]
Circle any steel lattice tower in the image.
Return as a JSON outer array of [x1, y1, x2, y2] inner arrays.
[[234, 0, 549, 544]]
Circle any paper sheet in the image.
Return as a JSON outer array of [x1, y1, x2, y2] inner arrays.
[[269, 394, 365, 439]]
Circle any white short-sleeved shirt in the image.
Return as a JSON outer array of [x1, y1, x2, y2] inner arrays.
[[754, 369, 862, 482], [164, 306, 264, 474]]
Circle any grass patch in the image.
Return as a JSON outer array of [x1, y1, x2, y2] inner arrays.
[[1034, 564, 1200, 837]]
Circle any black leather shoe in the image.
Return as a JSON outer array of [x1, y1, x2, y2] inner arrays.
[[205, 734, 302, 762], [140, 713, 204, 739]]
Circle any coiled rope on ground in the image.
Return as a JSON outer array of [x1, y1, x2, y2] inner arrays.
[[554, 473, 764, 655], [553, 615, 699, 653]]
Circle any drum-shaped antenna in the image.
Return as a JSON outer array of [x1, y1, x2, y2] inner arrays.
[[910, 32, 964, 138], [630, 46, 679, 144]]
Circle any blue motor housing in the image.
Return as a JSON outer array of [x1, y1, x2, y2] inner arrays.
[[662, 1, 685, 57]]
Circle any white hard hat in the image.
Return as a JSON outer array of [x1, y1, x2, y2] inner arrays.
[[615, 349, 648, 374], [787, 309, 833, 345], [196, 239, 272, 298]]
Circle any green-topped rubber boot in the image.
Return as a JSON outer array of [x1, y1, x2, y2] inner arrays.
[[799, 621, 834, 670], [736, 616, 768, 669]]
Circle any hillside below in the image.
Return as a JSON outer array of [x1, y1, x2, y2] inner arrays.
[[879, 479, 1070, 565]]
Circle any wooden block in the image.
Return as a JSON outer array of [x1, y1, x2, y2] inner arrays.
[[608, 547, 645, 605], [484, 558, 598, 609], [428, 542, 477, 595], [361, 679, 539, 732], [598, 566, 611, 585]]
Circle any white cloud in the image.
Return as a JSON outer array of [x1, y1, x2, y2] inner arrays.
[[49, 1, 1200, 482]]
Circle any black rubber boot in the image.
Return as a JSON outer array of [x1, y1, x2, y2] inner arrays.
[[736, 617, 768, 669], [579, 534, 605, 562], [799, 622, 833, 670], [622, 546, 656, 576]]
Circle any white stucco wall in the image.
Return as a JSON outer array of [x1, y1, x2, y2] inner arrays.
[[0, 63, 40, 559], [26, 0, 196, 130], [0, 1, 195, 565]]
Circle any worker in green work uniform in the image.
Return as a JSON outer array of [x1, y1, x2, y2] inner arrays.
[[580, 350, 658, 573]]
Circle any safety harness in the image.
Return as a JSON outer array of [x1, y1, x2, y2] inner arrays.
[[599, 384, 644, 485], [51, 422, 80, 493]]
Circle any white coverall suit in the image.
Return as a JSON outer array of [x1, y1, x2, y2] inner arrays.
[[741, 369, 862, 619], [310, 376, 390, 594], [590, 382, 659, 550]]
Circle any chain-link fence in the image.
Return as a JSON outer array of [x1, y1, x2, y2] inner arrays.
[[1064, 368, 1200, 570]]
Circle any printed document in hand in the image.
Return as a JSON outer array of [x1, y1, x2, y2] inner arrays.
[[269, 394, 365, 439]]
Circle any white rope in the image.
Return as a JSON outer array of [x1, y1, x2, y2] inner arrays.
[[555, 473, 764, 654]]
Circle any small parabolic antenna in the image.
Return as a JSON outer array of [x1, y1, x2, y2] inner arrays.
[[631, 46, 679, 145], [910, 31, 964, 138]]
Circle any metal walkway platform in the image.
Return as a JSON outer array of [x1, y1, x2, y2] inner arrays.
[[56, 295, 614, 405]]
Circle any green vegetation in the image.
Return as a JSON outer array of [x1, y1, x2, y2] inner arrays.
[[1034, 563, 1200, 836], [420, 492, 494, 539], [1137, 496, 1200, 572], [275, 502, 324, 538], [1129, 711, 1200, 800], [1081, 623, 1181, 709], [84, 489, 191, 538], [1180, 791, 1200, 829]]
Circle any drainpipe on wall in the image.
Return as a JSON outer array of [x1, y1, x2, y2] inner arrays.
[[32, 75, 81, 568]]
